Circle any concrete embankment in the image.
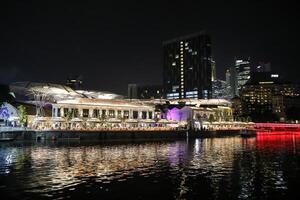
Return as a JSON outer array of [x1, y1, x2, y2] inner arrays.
[[1, 129, 241, 141]]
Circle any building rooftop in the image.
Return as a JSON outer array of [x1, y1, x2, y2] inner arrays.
[[162, 31, 207, 45], [10, 82, 123, 103]]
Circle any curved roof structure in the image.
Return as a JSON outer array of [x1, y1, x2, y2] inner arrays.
[[10, 82, 123, 103]]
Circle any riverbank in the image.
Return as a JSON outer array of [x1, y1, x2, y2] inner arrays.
[[0, 128, 242, 141]]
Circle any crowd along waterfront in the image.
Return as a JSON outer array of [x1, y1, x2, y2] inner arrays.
[[1, 133, 300, 199]]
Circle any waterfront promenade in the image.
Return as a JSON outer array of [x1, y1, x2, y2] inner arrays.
[[0, 125, 244, 141]]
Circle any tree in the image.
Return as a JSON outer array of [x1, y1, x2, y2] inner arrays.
[[17, 105, 27, 127]]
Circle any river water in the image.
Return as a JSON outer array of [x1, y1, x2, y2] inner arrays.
[[1, 134, 300, 200]]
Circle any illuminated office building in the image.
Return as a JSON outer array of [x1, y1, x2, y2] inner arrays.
[[163, 32, 212, 99], [230, 57, 251, 96], [240, 72, 300, 122]]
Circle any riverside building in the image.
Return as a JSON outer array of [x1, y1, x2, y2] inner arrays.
[[1, 82, 240, 131]]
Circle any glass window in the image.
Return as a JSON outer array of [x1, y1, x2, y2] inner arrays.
[[57, 108, 61, 117], [74, 109, 79, 118], [101, 110, 106, 119], [117, 110, 122, 119], [133, 111, 138, 119], [149, 112, 153, 119], [123, 110, 129, 119], [93, 109, 99, 118], [64, 108, 68, 117], [108, 110, 115, 118], [142, 111, 147, 119], [83, 109, 89, 118]]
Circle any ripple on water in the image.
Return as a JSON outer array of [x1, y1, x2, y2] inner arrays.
[[0, 137, 299, 199]]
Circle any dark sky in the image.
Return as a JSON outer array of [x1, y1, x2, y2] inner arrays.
[[1, 0, 299, 95]]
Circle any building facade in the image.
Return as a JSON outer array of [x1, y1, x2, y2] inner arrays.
[[163, 32, 212, 100], [230, 57, 251, 97], [212, 79, 231, 99], [240, 72, 300, 122], [137, 85, 163, 99], [128, 84, 138, 99]]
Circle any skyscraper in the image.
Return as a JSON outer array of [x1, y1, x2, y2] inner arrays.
[[225, 69, 231, 86], [163, 32, 212, 99], [127, 84, 137, 99], [230, 57, 251, 96], [255, 62, 271, 72], [235, 57, 251, 92], [211, 59, 217, 81]]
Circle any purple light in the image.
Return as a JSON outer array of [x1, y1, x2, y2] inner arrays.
[[165, 107, 190, 121]]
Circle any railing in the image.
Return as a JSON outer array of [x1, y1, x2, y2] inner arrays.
[[255, 123, 300, 131]]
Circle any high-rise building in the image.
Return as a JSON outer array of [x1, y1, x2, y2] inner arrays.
[[211, 59, 217, 81], [229, 66, 237, 97], [235, 57, 251, 92], [127, 84, 137, 99], [163, 32, 212, 100], [230, 57, 251, 97], [240, 71, 300, 122], [225, 69, 231, 86], [212, 79, 231, 99], [256, 62, 271, 72], [137, 85, 164, 99]]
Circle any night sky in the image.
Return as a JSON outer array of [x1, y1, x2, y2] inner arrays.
[[1, 0, 299, 95]]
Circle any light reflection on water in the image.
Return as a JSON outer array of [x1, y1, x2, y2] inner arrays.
[[0, 135, 300, 199]]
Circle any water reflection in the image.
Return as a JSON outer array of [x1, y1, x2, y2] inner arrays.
[[0, 135, 300, 199]]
